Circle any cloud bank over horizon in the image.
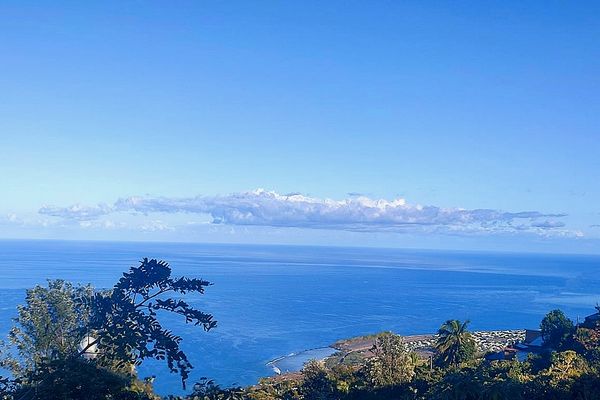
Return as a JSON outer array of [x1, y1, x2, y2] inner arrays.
[[37, 189, 578, 238]]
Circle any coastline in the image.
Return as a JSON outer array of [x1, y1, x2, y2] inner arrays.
[[266, 329, 526, 378], [333, 329, 526, 353]]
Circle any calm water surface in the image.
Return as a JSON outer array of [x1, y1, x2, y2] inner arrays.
[[0, 240, 598, 394]]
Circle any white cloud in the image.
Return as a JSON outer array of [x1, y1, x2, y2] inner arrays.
[[39, 203, 112, 221], [140, 220, 173, 232], [38, 189, 574, 237], [78, 219, 125, 229], [1, 212, 55, 228]]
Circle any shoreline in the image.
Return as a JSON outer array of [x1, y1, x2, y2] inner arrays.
[[330, 329, 526, 360], [266, 329, 526, 377], [266, 346, 336, 366]]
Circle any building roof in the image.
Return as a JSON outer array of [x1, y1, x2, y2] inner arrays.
[[524, 329, 542, 345]]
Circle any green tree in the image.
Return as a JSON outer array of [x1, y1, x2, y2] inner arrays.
[[245, 378, 301, 400], [1, 280, 158, 400], [570, 372, 600, 400], [428, 368, 480, 400], [4, 280, 93, 377], [184, 378, 244, 400], [521, 350, 591, 400], [300, 360, 336, 400], [12, 358, 157, 400], [544, 350, 588, 385], [429, 360, 529, 400], [540, 310, 575, 351], [2, 258, 216, 398], [329, 364, 358, 395], [362, 332, 417, 387], [435, 320, 476, 367]]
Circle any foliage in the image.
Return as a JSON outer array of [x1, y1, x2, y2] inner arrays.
[[300, 360, 336, 400], [0, 375, 20, 400], [245, 378, 301, 400], [86, 258, 217, 388], [540, 309, 575, 351], [527, 351, 554, 374], [4, 280, 93, 377], [544, 350, 589, 386], [180, 378, 244, 400], [361, 332, 417, 387], [570, 372, 600, 400], [3, 269, 600, 400], [575, 326, 600, 352], [1, 258, 217, 399], [329, 365, 359, 395], [435, 320, 476, 367], [154, 307, 600, 400], [575, 320, 600, 365], [165, 307, 600, 400], [427, 359, 531, 400], [12, 357, 157, 400]]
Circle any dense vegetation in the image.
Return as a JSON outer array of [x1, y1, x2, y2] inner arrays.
[[1, 258, 599, 399], [0, 258, 215, 400]]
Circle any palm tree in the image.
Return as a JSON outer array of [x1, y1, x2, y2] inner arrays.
[[435, 319, 476, 367]]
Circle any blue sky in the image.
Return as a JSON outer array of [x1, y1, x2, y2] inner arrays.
[[1, 1, 599, 253]]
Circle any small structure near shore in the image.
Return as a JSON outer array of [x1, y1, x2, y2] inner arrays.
[[484, 329, 545, 362], [515, 329, 544, 349]]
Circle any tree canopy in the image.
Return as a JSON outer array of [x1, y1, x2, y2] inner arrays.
[[4, 280, 93, 377], [1, 258, 216, 399], [541, 309, 575, 351], [362, 332, 417, 387]]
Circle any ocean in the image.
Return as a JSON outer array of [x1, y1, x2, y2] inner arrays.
[[0, 239, 598, 394]]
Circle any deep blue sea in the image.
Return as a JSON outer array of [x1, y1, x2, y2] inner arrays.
[[0, 240, 599, 394]]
